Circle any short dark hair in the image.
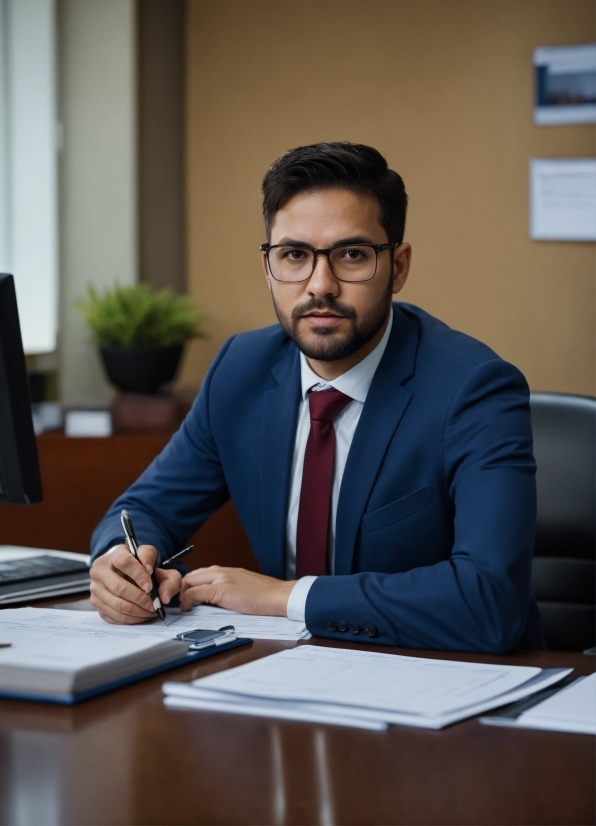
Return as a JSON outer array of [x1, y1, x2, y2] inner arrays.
[[261, 142, 408, 243]]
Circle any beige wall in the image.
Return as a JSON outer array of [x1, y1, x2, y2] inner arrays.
[[182, 0, 595, 395]]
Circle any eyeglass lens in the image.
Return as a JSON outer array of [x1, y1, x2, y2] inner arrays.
[[268, 245, 378, 282]]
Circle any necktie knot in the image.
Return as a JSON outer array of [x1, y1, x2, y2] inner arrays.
[[308, 388, 352, 423]]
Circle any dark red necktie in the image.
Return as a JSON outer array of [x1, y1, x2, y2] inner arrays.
[[296, 388, 352, 578]]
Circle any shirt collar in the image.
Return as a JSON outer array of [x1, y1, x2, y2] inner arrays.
[[299, 309, 393, 404]]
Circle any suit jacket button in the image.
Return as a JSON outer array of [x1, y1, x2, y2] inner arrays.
[[348, 623, 360, 635], [336, 621, 347, 632], [364, 624, 377, 638], [325, 620, 337, 632]]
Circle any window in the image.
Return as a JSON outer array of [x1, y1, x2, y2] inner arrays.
[[0, 0, 58, 354]]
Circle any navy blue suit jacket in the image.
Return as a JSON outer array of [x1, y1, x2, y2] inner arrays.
[[91, 303, 544, 652]]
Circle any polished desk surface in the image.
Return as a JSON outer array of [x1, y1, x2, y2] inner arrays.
[[0, 607, 593, 826]]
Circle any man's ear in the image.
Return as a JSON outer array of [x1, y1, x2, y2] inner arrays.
[[392, 243, 412, 295]]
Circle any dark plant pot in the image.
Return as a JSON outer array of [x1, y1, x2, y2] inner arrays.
[[99, 344, 184, 394]]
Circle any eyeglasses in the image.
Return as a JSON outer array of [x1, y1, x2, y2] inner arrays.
[[260, 242, 397, 283]]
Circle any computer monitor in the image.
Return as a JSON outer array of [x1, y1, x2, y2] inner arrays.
[[0, 274, 43, 504]]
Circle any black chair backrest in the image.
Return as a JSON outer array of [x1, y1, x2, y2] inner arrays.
[[530, 393, 596, 651]]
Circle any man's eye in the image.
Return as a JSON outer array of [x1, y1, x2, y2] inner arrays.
[[283, 249, 308, 260], [342, 248, 365, 259]]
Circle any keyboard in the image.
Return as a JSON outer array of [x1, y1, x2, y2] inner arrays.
[[0, 555, 90, 585]]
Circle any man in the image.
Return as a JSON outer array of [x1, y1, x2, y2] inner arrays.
[[90, 142, 543, 652]]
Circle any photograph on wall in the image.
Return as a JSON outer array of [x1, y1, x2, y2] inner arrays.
[[533, 43, 596, 125]]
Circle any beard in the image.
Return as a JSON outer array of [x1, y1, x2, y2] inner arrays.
[[272, 277, 393, 362]]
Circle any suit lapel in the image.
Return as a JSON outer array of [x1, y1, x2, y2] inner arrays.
[[334, 306, 420, 575], [260, 346, 301, 579]]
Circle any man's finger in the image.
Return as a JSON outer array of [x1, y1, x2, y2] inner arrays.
[[95, 566, 155, 612], [155, 568, 182, 605], [90, 589, 153, 624], [90, 579, 156, 618], [91, 596, 152, 625], [108, 545, 154, 593], [90, 579, 156, 619], [179, 583, 217, 611], [179, 568, 221, 604], [180, 566, 224, 590], [137, 544, 158, 574]]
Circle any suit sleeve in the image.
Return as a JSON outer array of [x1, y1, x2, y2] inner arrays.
[[304, 359, 538, 654], [90, 337, 235, 563]]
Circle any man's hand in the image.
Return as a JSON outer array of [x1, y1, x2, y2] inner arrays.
[[90, 544, 182, 624], [179, 566, 295, 616]]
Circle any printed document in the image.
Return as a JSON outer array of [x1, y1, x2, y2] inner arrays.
[[0, 606, 308, 643], [0, 608, 188, 697], [516, 673, 596, 735], [163, 645, 572, 730], [186, 605, 310, 640]]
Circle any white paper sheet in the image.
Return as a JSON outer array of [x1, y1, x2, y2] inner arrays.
[[161, 645, 573, 729], [0, 606, 308, 645], [530, 158, 596, 241], [0, 608, 177, 670], [186, 605, 310, 640], [0, 546, 90, 563], [517, 673, 596, 735], [163, 693, 387, 731], [179, 645, 542, 717], [163, 666, 571, 731]]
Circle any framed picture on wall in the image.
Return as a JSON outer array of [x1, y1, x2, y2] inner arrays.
[[530, 158, 596, 241], [533, 44, 596, 125]]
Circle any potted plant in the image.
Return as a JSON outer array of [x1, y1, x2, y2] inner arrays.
[[77, 284, 203, 394]]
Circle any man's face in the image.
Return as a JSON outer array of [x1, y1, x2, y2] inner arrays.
[[262, 189, 411, 366]]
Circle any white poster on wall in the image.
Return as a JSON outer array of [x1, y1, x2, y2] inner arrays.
[[529, 159, 596, 242]]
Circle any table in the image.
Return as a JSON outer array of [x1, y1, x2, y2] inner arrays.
[[0, 617, 593, 826]]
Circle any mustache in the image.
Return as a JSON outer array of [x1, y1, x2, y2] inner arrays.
[[291, 297, 356, 323]]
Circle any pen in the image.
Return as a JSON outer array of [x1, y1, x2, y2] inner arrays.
[[157, 545, 194, 569], [120, 510, 168, 626]]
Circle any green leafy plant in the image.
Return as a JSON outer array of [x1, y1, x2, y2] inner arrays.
[[76, 283, 203, 348]]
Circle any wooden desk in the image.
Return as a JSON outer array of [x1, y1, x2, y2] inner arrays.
[[0, 438, 594, 823], [0, 630, 592, 825]]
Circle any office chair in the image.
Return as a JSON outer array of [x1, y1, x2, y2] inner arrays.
[[530, 393, 596, 651]]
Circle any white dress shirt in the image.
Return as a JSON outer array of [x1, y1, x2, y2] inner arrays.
[[285, 311, 393, 621]]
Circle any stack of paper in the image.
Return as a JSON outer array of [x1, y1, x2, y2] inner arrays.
[[0, 608, 189, 702], [481, 673, 595, 735], [0, 606, 312, 703], [163, 645, 572, 731], [518, 673, 595, 734]]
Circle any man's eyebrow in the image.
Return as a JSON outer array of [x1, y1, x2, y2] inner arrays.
[[274, 235, 376, 247], [275, 237, 308, 246], [333, 235, 375, 246]]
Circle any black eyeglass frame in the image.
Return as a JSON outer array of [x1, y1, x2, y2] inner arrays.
[[259, 242, 398, 283]]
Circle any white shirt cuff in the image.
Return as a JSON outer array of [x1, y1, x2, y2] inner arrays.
[[286, 576, 317, 622]]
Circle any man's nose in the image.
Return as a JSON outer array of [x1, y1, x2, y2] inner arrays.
[[307, 253, 340, 297]]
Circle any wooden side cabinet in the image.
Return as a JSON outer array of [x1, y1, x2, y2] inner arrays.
[[0, 433, 258, 571]]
